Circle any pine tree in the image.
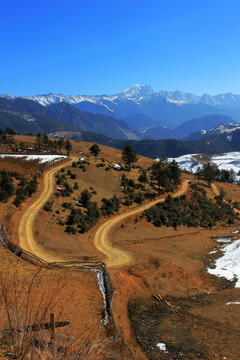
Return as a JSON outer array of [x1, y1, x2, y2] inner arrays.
[[0, 169, 15, 202], [89, 144, 100, 157], [138, 169, 149, 188], [65, 139, 72, 155], [121, 145, 137, 171]]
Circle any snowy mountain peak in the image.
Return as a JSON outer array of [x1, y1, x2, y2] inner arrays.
[[1, 93, 16, 100], [118, 83, 155, 99]]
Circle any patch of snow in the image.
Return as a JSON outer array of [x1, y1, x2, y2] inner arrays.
[[211, 152, 240, 180], [166, 154, 202, 173], [156, 343, 168, 353], [208, 238, 240, 287], [209, 250, 218, 254], [95, 270, 109, 325], [232, 230, 239, 234], [0, 154, 66, 163], [114, 164, 121, 170], [214, 237, 233, 243], [164, 152, 240, 180], [226, 302, 240, 305]]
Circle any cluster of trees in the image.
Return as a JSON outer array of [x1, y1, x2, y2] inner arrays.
[[101, 194, 120, 216], [150, 157, 181, 192], [55, 172, 76, 197], [0, 169, 39, 207], [35, 133, 72, 154], [0, 169, 15, 202], [13, 176, 38, 207], [0, 127, 16, 148], [121, 174, 156, 206], [65, 190, 121, 234], [120, 157, 182, 206], [145, 184, 236, 229], [195, 162, 238, 186]]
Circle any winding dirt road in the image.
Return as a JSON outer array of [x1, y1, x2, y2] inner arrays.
[[211, 182, 240, 214], [94, 180, 189, 267], [18, 156, 189, 267], [18, 157, 77, 262]]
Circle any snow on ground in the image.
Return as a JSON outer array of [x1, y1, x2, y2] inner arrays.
[[211, 152, 240, 180], [114, 164, 121, 170], [214, 237, 233, 243], [156, 343, 168, 353], [208, 238, 240, 287], [163, 152, 240, 180], [0, 154, 67, 163], [166, 154, 203, 173], [226, 302, 240, 305]]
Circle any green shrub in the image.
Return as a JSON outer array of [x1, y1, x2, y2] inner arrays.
[[101, 195, 121, 216], [43, 201, 53, 212]]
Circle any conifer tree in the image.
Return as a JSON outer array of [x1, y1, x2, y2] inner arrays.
[[121, 145, 137, 171]]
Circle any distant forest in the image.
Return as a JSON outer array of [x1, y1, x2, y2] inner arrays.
[[79, 131, 240, 159]]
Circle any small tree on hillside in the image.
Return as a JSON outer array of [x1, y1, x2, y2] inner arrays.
[[35, 133, 42, 150], [138, 169, 149, 188], [202, 162, 217, 187], [79, 189, 92, 207], [42, 132, 49, 148], [58, 138, 65, 153], [169, 159, 181, 187], [89, 144, 101, 157], [65, 139, 72, 155], [121, 145, 138, 171], [0, 169, 15, 202], [151, 157, 171, 192]]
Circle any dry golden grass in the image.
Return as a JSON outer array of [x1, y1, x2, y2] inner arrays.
[[1, 136, 240, 359]]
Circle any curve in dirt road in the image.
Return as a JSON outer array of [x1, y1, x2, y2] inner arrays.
[[18, 155, 189, 268], [94, 180, 190, 267], [211, 182, 240, 214], [18, 157, 77, 262]]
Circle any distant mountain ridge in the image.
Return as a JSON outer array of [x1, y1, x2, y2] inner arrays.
[[175, 114, 234, 137], [0, 97, 141, 140], [186, 122, 240, 140], [4, 84, 240, 108], [3, 84, 240, 130]]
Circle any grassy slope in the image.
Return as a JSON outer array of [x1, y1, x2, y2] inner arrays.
[[1, 136, 240, 359]]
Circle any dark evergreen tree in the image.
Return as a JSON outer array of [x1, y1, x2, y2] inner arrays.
[[89, 144, 101, 157], [202, 162, 217, 187], [79, 189, 92, 207], [35, 133, 42, 150], [65, 139, 72, 155], [0, 169, 15, 202], [5, 126, 16, 135], [169, 159, 181, 187], [138, 169, 149, 188], [150, 157, 171, 192], [58, 138, 65, 153], [26, 178, 38, 196], [42, 132, 49, 147], [121, 144, 138, 171]]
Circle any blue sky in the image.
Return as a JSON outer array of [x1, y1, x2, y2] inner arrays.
[[1, 0, 240, 96]]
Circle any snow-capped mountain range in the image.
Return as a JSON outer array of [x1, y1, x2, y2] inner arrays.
[[2, 84, 240, 134], [4, 84, 240, 108], [186, 122, 240, 141]]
